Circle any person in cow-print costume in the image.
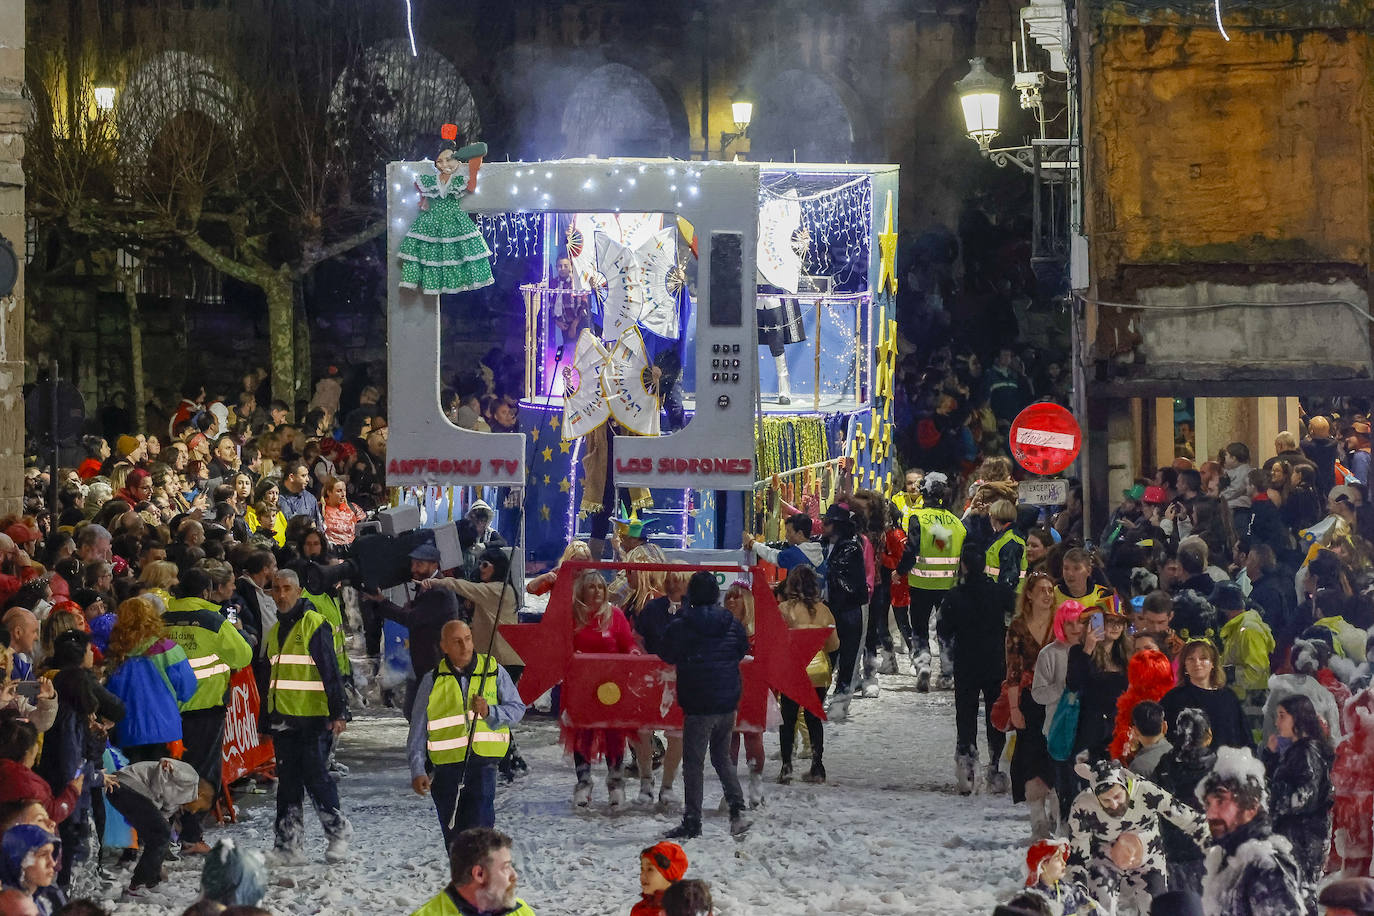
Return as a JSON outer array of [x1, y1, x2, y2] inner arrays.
[[1066, 757, 1211, 914]]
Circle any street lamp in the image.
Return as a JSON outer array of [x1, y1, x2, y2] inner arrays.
[[93, 86, 117, 111], [955, 58, 1003, 153], [720, 89, 753, 158]]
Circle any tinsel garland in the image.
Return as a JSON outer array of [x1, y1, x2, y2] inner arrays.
[[754, 416, 829, 480]]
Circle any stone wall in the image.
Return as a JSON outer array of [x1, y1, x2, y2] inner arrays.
[[1080, 2, 1374, 382], [0, 1, 25, 512]]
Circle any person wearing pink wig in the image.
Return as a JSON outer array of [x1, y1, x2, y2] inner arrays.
[[1031, 600, 1087, 827]]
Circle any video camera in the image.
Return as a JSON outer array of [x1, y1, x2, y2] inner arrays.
[[301, 509, 475, 594]]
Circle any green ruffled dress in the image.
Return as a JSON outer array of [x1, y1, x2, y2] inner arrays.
[[399, 146, 494, 294]]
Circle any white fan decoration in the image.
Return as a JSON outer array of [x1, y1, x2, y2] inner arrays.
[[567, 213, 663, 293], [757, 190, 803, 293], [594, 227, 681, 341], [563, 328, 660, 439]]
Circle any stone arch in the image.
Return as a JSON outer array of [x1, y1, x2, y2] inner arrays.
[[328, 39, 481, 162], [748, 69, 856, 163], [561, 62, 673, 158], [116, 51, 244, 181]]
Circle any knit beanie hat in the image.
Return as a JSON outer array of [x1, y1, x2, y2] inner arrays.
[[641, 842, 688, 883], [116, 435, 140, 458], [201, 838, 268, 906], [1024, 838, 1067, 885]]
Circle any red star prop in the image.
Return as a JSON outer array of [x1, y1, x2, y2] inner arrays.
[[500, 562, 831, 731]]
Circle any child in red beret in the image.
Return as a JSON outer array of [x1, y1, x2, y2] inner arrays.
[[633, 841, 688, 916]]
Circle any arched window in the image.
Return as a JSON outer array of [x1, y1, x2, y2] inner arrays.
[[748, 70, 855, 163], [561, 63, 673, 158]]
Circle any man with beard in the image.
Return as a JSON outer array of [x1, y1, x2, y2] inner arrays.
[[366, 544, 462, 722], [1066, 758, 1210, 913], [412, 827, 535, 915], [1199, 746, 1306, 916]]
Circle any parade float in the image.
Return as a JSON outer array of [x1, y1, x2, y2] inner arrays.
[[384, 152, 901, 567]]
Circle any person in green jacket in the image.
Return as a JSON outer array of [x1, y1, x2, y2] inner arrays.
[[1213, 582, 1275, 744], [411, 827, 535, 916], [164, 565, 253, 853]]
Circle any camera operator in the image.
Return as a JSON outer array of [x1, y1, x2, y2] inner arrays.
[[364, 544, 462, 722]]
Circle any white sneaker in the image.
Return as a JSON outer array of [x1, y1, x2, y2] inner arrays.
[[608, 782, 626, 809], [573, 779, 593, 808], [955, 753, 978, 796], [656, 785, 679, 813], [861, 680, 881, 699], [636, 779, 655, 806], [747, 771, 765, 808], [935, 673, 955, 691], [266, 847, 307, 867], [325, 837, 349, 863]]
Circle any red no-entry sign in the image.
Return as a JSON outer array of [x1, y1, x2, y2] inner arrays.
[[1010, 403, 1082, 476]]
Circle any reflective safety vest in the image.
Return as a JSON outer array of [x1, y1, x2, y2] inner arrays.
[[164, 596, 253, 711], [985, 528, 1027, 587], [410, 887, 536, 916], [907, 508, 966, 591], [893, 492, 923, 529], [426, 654, 511, 765], [266, 610, 330, 718], [303, 590, 352, 678]]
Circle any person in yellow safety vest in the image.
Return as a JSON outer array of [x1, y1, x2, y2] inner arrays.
[[409, 620, 526, 854], [411, 826, 535, 916], [891, 468, 925, 528], [984, 500, 1028, 594], [163, 565, 253, 854], [263, 569, 352, 867], [896, 472, 966, 692]]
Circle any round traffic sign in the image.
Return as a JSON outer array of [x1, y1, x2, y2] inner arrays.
[[1010, 402, 1081, 476]]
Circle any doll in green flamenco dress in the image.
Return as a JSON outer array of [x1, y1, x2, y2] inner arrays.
[[399, 125, 494, 294]]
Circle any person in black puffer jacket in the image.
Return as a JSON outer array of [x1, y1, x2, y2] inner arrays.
[[937, 545, 1012, 796], [1261, 693, 1335, 910], [658, 572, 750, 841], [1153, 707, 1217, 895], [821, 503, 869, 721]]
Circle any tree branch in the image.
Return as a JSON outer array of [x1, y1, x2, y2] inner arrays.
[[294, 217, 386, 278]]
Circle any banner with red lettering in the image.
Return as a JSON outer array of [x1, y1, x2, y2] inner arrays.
[[222, 667, 274, 785]]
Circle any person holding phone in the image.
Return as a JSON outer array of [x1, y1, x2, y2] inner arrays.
[[1065, 600, 1133, 767]]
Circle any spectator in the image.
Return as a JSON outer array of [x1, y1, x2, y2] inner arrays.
[[104, 597, 197, 762], [775, 565, 838, 787], [0, 824, 65, 915], [1303, 416, 1339, 496], [1213, 581, 1274, 742], [104, 757, 211, 898], [319, 477, 366, 549], [410, 827, 533, 916], [1198, 746, 1306, 914], [1260, 693, 1335, 907], [1151, 708, 1215, 895], [1160, 640, 1252, 751]]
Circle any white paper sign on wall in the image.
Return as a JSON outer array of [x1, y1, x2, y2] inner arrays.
[[1019, 478, 1068, 506]]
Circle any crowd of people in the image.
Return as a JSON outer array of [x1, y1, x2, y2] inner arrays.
[[980, 414, 1374, 915], [15, 344, 1374, 915]]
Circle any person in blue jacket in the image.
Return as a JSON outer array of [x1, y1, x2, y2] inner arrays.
[[658, 572, 751, 841], [104, 595, 197, 762]]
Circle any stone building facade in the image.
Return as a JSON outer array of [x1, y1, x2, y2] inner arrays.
[[0, 1, 25, 512], [1071, 0, 1374, 522]]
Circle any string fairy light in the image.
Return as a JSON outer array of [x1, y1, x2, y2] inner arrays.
[[403, 0, 417, 56]]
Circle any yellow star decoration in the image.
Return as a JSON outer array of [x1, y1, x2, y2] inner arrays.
[[877, 189, 898, 296], [543, 475, 551, 485], [541, 446, 554, 462], [530, 427, 540, 444], [548, 415, 561, 430], [559, 439, 571, 453], [540, 505, 551, 521], [559, 478, 572, 493]]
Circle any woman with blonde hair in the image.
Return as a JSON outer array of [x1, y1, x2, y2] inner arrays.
[[525, 540, 592, 596], [138, 560, 179, 605], [563, 569, 639, 809], [104, 596, 196, 762]]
